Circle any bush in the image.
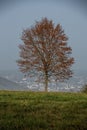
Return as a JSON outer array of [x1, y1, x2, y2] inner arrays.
[[82, 84, 87, 93]]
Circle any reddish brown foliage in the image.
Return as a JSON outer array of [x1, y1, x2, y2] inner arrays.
[[17, 18, 74, 91]]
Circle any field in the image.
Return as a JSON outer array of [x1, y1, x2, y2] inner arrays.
[[0, 91, 87, 130]]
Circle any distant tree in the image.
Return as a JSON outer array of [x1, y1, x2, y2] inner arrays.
[[17, 18, 74, 91]]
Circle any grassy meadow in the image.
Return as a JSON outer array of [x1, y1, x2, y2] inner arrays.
[[0, 91, 87, 130]]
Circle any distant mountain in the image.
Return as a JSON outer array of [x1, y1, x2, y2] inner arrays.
[[0, 76, 28, 90]]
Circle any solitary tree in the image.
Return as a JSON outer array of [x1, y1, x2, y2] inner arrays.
[[17, 18, 74, 91]]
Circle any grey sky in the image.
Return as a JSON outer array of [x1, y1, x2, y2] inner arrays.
[[0, 0, 87, 71]]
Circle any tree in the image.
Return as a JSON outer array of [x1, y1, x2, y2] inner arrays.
[[17, 18, 74, 91]]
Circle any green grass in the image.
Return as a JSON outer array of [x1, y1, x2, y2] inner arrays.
[[0, 91, 87, 130]]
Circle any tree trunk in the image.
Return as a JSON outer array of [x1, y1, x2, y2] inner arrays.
[[44, 72, 48, 92]]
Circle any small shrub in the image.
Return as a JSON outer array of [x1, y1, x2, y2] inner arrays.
[[82, 84, 87, 93]]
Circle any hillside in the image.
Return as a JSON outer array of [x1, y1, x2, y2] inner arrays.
[[0, 76, 28, 90], [0, 91, 87, 130]]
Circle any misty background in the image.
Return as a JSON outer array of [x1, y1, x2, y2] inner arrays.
[[0, 0, 87, 72]]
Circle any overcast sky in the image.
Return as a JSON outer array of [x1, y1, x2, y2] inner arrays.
[[0, 0, 87, 71]]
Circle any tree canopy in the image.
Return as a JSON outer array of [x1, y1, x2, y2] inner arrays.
[[17, 18, 74, 91]]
